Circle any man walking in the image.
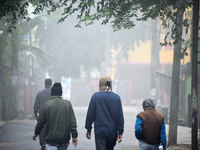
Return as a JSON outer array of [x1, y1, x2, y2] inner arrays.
[[85, 76, 124, 150], [33, 82, 78, 150], [33, 78, 52, 150], [135, 98, 166, 150]]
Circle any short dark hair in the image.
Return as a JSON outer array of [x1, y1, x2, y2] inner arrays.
[[45, 78, 52, 86]]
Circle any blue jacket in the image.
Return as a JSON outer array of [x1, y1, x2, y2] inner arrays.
[[85, 91, 124, 139], [135, 116, 166, 150]]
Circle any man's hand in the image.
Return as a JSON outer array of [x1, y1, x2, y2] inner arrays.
[[34, 113, 38, 120], [117, 135, 122, 143], [32, 134, 37, 140], [72, 138, 78, 147], [35, 116, 38, 120], [86, 132, 91, 139]]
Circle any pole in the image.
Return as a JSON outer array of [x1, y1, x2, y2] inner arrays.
[[191, 0, 199, 149]]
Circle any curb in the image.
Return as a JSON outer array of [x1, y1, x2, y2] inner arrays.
[[0, 120, 5, 127]]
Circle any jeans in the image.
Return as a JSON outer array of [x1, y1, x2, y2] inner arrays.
[[46, 143, 69, 150], [139, 140, 159, 150], [95, 138, 116, 150]]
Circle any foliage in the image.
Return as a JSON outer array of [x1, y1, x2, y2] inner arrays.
[[0, 1, 194, 43], [184, 37, 200, 64], [0, 1, 140, 80], [33, 11, 152, 79], [0, 18, 13, 86], [30, 0, 193, 44], [0, 0, 196, 78], [0, 0, 30, 32], [0, 15, 55, 83]]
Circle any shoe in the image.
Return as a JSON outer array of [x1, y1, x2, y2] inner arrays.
[[41, 145, 46, 150]]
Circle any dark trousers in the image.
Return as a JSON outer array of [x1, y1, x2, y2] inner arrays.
[[95, 138, 116, 150], [39, 126, 46, 147]]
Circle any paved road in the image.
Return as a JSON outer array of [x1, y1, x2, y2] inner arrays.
[[0, 106, 141, 150]]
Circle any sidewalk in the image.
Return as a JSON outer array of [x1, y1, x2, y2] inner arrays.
[[166, 124, 192, 150]]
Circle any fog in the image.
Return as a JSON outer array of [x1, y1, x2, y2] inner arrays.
[[0, 7, 193, 150], [0, 3, 173, 127], [0, 1, 196, 149], [33, 12, 158, 106], [31, 14, 159, 149]]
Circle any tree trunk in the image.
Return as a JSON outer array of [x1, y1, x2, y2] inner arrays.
[[10, 31, 18, 120], [168, 2, 184, 145], [150, 18, 160, 107]]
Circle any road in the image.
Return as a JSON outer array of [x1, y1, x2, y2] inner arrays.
[[0, 106, 141, 150]]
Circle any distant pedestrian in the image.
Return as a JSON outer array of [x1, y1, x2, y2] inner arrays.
[[135, 98, 166, 150], [33, 78, 52, 150], [33, 82, 78, 150], [85, 76, 124, 150]]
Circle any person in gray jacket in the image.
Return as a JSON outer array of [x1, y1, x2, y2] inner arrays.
[[33, 82, 78, 150], [33, 78, 52, 150]]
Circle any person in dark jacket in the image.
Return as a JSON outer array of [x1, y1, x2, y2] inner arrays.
[[135, 98, 166, 150], [33, 82, 78, 150], [33, 78, 52, 150], [85, 76, 124, 150]]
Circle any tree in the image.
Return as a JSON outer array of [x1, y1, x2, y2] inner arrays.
[[33, 11, 150, 80], [0, 1, 192, 43], [0, 0, 30, 32], [1, 1, 192, 75], [30, 1, 191, 37], [0, 18, 13, 120], [168, 0, 185, 144], [33, 0, 192, 145], [0, 15, 56, 120], [0, 1, 196, 142]]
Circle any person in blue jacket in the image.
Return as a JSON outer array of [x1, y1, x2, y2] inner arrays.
[[135, 98, 166, 150], [85, 76, 124, 150]]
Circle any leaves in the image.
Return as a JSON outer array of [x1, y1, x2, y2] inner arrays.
[[0, 0, 194, 44], [0, 0, 197, 78]]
